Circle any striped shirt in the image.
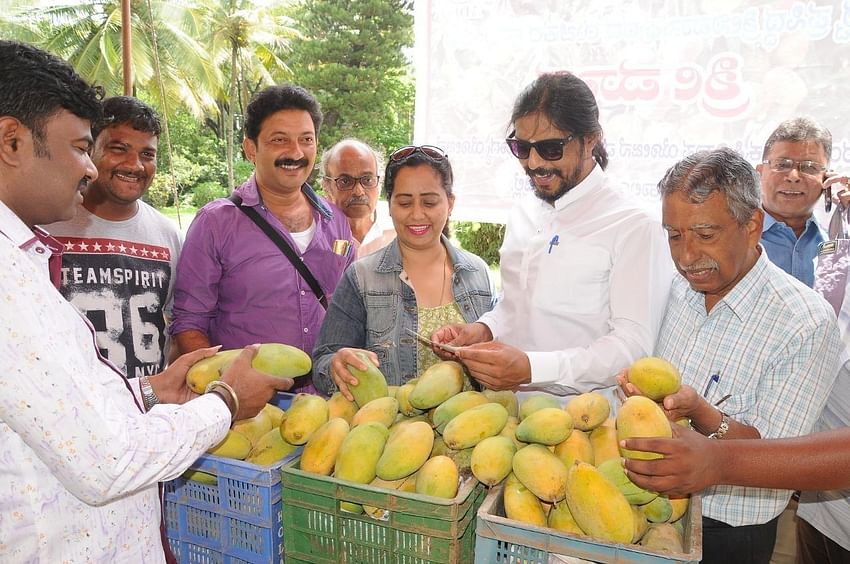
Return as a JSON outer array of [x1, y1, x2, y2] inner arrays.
[[656, 250, 840, 526]]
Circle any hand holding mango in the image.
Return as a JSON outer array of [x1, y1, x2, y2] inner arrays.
[[624, 357, 681, 401]]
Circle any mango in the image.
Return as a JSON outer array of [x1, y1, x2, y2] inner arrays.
[[640, 523, 684, 553], [589, 422, 620, 466], [669, 496, 689, 522], [186, 349, 241, 394], [280, 393, 329, 445], [471, 436, 516, 486], [565, 461, 634, 544], [364, 476, 407, 519], [513, 444, 568, 503], [640, 495, 673, 523], [632, 505, 649, 543], [482, 389, 519, 417], [548, 500, 585, 535], [387, 385, 399, 399], [376, 421, 434, 480], [347, 352, 388, 407], [351, 396, 399, 428], [409, 361, 464, 410], [432, 391, 489, 434], [519, 394, 561, 421], [334, 421, 389, 484], [399, 473, 417, 493], [553, 430, 594, 469], [395, 382, 424, 416], [301, 417, 351, 475], [245, 428, 299, 465], [503, 472, 546, 527], [443, 402, 509, 450], [261, 403, 287, 428], [628, 357, 681, 401], [447, 447, 474, 472], [617, 396, 672, 460], [415, 455, 459, 499], [183, 469, 217, 485], [430, 435, 450, 457], [327, 391, 358, 424], [596, 458, 659, 505], [232, 411, 273, 447], [207, 430, 252, 459], [515, 407, 573, 445], [186, 344, 311, 393], [565, 392, 610, 431], [498, 416, 527, 451]]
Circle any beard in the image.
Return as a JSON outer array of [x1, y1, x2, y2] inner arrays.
[[525, 143, 587, 204]]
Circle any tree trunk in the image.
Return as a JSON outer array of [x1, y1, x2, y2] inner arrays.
[[226, 44, 237, 191]]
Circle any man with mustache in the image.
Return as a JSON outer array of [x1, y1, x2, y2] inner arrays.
[[320, 138, 396, 257], [433, 71, 673, 398], [46, 96, 182, 378], [171, 85, 355, 394], [620, 147, 840, 563]]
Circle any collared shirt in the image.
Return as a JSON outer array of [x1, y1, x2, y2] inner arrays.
[[657, 251, 840, 527], [356, 207, 397, 258], [761, 210, 826, 287], [476, 165, 674, 396], [170, 175, 354, 390], [0, 200, 230, 562]]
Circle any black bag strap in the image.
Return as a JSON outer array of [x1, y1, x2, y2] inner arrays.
[[229, 194, 328, 309]]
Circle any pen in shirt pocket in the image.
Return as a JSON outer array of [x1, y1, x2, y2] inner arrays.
[[702, 373, 731, 407]]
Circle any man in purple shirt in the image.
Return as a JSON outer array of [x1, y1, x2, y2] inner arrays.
[[171, 85, 354, 394]]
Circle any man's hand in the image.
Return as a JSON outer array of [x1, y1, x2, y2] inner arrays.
[[430, 322, 493, 359], [219, 345, 295, 420], [618, 370, 704, 423], [330, 347, 380, 402], [150, 346, 222, 404], [455, 342, 531, 390], [622, 425, 722, 496]]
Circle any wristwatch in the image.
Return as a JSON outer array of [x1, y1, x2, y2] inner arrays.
[[707, 411, 730, 440], [139, 375, 160, 411]]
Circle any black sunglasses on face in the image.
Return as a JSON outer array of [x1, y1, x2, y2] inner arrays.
[[505, 132, 575, 161], [390, 145, 448, 162]]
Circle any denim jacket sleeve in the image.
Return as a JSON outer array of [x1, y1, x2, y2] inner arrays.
[[312, 265, 367, 396]]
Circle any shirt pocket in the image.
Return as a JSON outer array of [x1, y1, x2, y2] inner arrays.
[[533, 243, 611, 315], [364, 292, 398, 341]]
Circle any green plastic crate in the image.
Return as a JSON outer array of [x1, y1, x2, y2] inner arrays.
[[281, 457, 486, 563], [474, 484, 702, 563]]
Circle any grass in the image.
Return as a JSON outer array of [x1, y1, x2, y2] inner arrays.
[[158, 205, 197, 232]]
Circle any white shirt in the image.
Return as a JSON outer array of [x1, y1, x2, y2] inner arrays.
[[0, 201, 230, 563], [356, 207, 397, 258], [477, 165, 673, 395]]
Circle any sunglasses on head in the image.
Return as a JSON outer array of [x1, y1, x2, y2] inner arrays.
[[505, 131, 575, 161], [390, 145, 448, 162]]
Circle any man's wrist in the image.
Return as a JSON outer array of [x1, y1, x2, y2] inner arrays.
[[139, 375, 160, 411]]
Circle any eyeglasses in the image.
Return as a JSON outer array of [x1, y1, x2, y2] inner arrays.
[[390, 145, 448, 162], [323, 174, 380, 191], [763, 158, 827, 177], [505, 131, 575, 161]]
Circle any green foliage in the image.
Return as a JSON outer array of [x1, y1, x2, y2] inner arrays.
[[191, 181, 229, 207], [452, 222, 506, 267], [285, 0, 415, 158], [146, 153, 204, 207]]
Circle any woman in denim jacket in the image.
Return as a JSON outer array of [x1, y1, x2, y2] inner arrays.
[[313, 145, 496, 397]]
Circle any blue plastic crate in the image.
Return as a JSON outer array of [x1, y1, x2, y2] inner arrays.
[[164, 392, 298, 564]]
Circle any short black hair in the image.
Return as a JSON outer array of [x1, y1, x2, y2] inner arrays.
[[243, 85, 322, 142], [0, 40, 102, 155], [511, 71, 608, 170], [93, 96, 161, 140]]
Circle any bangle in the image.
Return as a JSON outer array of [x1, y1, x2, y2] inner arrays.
[[139, 375, 160, 411], [708, 411, 730, 440], [205, 380, 239, 424]]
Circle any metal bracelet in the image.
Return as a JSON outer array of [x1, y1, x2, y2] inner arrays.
[[139, 375, 160, 412], [707, 411, 730, 440], [205, 380, 239, 424]]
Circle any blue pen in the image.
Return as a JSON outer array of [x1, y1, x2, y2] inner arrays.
[[548, 235, 559, 254], [702, 373, 720, 398]]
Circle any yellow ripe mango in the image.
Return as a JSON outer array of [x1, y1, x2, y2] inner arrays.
[[596, 458, 659, 505], [668, 496, 690, 522], [183, 469, 218, 485], [376, 421, 434, 480], [327, 392, 358, 424], [640, 495, 673, 523], [617, 396, 672, 460], [640, 523, 684, 553], [260, 403, 286, 428], [553, 429, 594, 469], [351, 396, 399, 428], [334, 421, 389, 484], [565, 392, 610, 431], [301, 418, 351, 475], [432, 391, 489, 434], [512, 444, 568, 503], [347, 352, 388, 408], [548, 500, 585, 535], [471, 436, 517, 487], [565, 461, 634, 544], [430, 434, 449, 457], [628, 357, 681, 401], [232, 411, 273, 447], [186, 349, 241, 394], [364, 476, 407, 519], [447, 447, 474, 472], [415, 455, 459, 499], [519, 394, 561, 421], [482, 389, 519, 418], [409, 361, 465, 410], [503, 472, 546, 527], [515, 407, 573, 446], [186, 344, 311, 394], [387, 385, 399, 399], [280, 393, 329, 445], [245, 428, 299, 465], [443, 402, 509, 450], [498, 416, 527, 451], [632, 505, 649, 543], [589, 423, 620, 466], [395, 382, 424, 416], [399, 473, 417, 493], [207, 430, 252, 459]]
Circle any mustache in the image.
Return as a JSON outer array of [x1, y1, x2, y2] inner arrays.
[[274, 157, 309, 168], [679, 259, 718, 272], [525, 167, 564, 178], [346, 196, 370, 207]]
